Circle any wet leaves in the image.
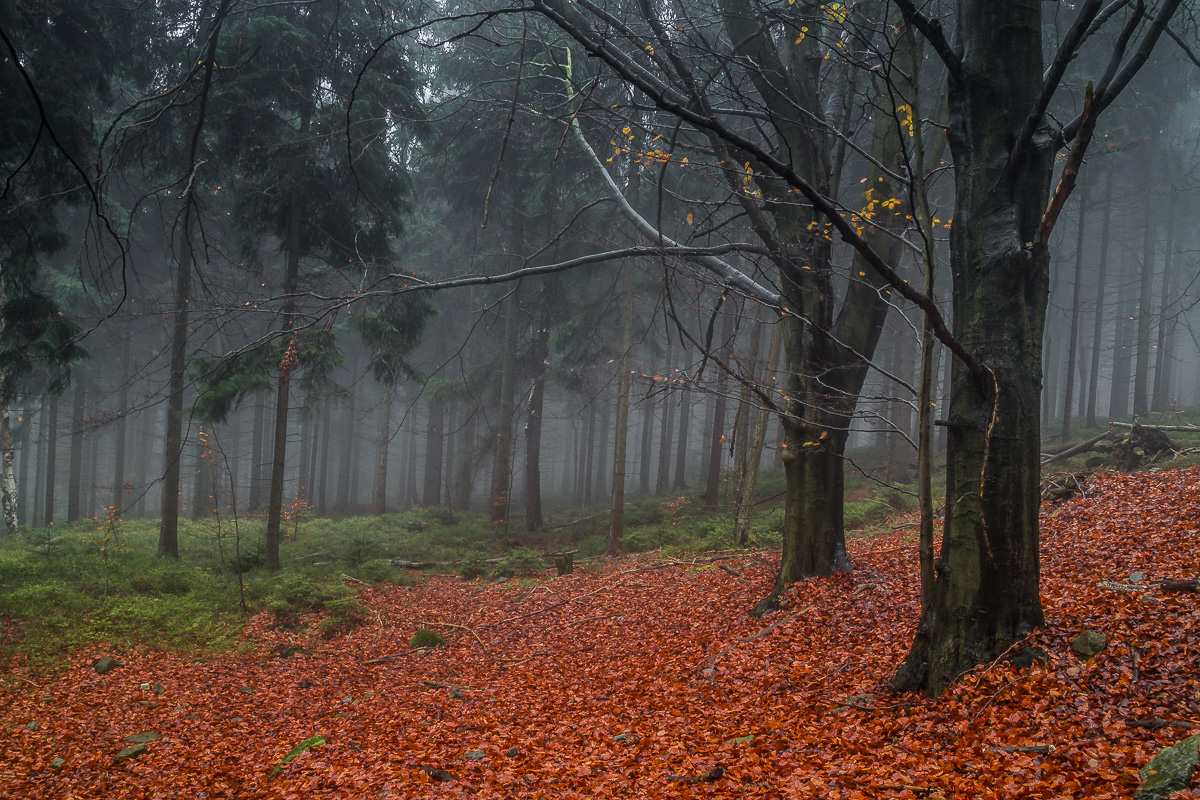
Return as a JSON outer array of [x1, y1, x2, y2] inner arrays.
[[3, 469, 1200, 797]]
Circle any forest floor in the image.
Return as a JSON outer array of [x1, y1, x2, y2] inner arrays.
[[2, 468, 1200, 799]]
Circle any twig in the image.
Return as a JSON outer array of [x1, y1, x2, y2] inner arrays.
[[1127, 717, 1198, 730], [693, 606, 811, 671], [983, 745, 1055, 755], [421, 680, 483, 692], [363, 648, 423, 665]]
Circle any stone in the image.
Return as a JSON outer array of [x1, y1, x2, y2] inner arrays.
[[25, 722, 38, 731], [93, 656, 124, 675], [113, 743, 147, 763], [49, 757, 65, 769], [124, 732, 160, 743], [1131, 571, 1146, 584], [238, 686, 254, 694], [465, 749, 486, 760], [1071, 631, 1107, 658], [1136, 735, 1200, 800], [449, 687, 464, 699], [152, 683, 165, 695]]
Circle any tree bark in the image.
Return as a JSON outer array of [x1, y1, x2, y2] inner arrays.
[[1152, 203, 1175, 412], [701, 306, 734, 512], [735, 322, 782, 543], [1, 405, 17, 536], [43, 393, 57, 526], [1133, 142, 1158, 416], [524, 325, 549, 530], [67, 379, 85, 523], [488, 290, 520, 525], [1061, 181, 1087, 440], [264, 184, 304, 571], [424, 399, 445, 508], [608, 257, 635, 553], [374, 385, 393, 515], [656, 337, 674, 493], [336, 393, 355, 510], [895, 1, 1053, 696], [1085, 169, 1113, 428]]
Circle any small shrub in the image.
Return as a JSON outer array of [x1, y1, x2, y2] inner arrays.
[[349, 559, 404, 585], [499, 548, 546, 575], [409, 628, 446, 648], [344, 536, 383, 566], [426, 506, 458, 526], [458, 555, 489, 580]]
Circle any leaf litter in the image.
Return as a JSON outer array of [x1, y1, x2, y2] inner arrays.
[[3, 468, 1200, 798]]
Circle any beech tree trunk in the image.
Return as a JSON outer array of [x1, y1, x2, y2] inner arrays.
[[656, 337, 674, 493], [1152, 204, 1175, 412], [424, 399, 445, 508]]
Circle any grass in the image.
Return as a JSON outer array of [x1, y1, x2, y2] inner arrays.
[[0, 463, 934, 664]]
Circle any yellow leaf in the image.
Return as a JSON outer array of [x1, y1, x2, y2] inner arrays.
[[686, 212, 694, 225]]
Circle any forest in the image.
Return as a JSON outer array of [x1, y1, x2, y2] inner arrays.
[[4, 0, 1200, 796]]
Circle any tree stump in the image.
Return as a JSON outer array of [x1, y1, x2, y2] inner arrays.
[[554, 553, 574, 576], [1114, 424, 1176, 471]]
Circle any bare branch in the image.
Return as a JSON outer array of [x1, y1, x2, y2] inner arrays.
[[891, 0, 961, 76]]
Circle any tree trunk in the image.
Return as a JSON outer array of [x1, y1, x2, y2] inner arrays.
[[67, 379, 85, 523], [656, 337, 674, 493], [701, 307, 734, 512], [249, 398, 265, 510], [582, 398, 597, 504], [524, 325, 549, 530], [672, 371, 691, 490], [639, 397, 654, 495], [1085, 169, 1113, 428], [1109, 261, 1134, 420], [1, 405, 17, 536], [451, 408, 477, 511], [1133, 145, 1157, 417], [43, 393, 58, 526], [1152, 203, 1175, 412], [111, 341, 130, 513], [608, 257, 635, 553], [374, 385, 393, 515], [264, 185, 303, 571], [336, 393, 355, 510], [317, 397, 331, 513], [894, 1, 1053, 696], [1061, 181, 1087, 439], [735, 322, 782, 543], [424, 400, 445, 508], [488, 291, 520, 525]]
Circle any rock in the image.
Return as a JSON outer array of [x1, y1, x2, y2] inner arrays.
[[125, 732, 160, 743], [1071, 631, 1107, 658], [410, 628, 446, 649], [506, 746, 519, 757], [113, 743, 147, 763], [1136, 735, 1200, 800], [449, 687, 464, 699], [465, 749, 486, 760], [1131, 571, 1146, 584], [49, 757, 65, 769], [238, 686, 254, 694], [25, 722, 38, 731], [152, 683, 165, 695], [93, 656, 124, 675]]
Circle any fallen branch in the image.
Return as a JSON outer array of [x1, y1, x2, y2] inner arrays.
[[1160, 578, 1199, 593], [568, 613, 625, 627], [362, 648, 423, 665], [983, 745, 1055, 755], [420, 680, 483, 692], [694, 605, 812, 671], [1110, 421, 1200, 432], [1126, 717, 1198, 730]]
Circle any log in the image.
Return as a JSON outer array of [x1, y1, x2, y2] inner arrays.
[[1160, 578, 1200, 593], [1109, 422, 1200, 433], [1041, 431, 1113, 466]]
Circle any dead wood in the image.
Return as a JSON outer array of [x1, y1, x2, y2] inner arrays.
[[983, 745, 1055, 755], [1041, 430, 1114, 465], [1160, 578, 1200, 593], [1126, 717, 1198, 730]]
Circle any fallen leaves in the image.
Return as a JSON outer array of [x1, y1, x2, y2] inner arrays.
[[3, 469, 1200, 797]]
